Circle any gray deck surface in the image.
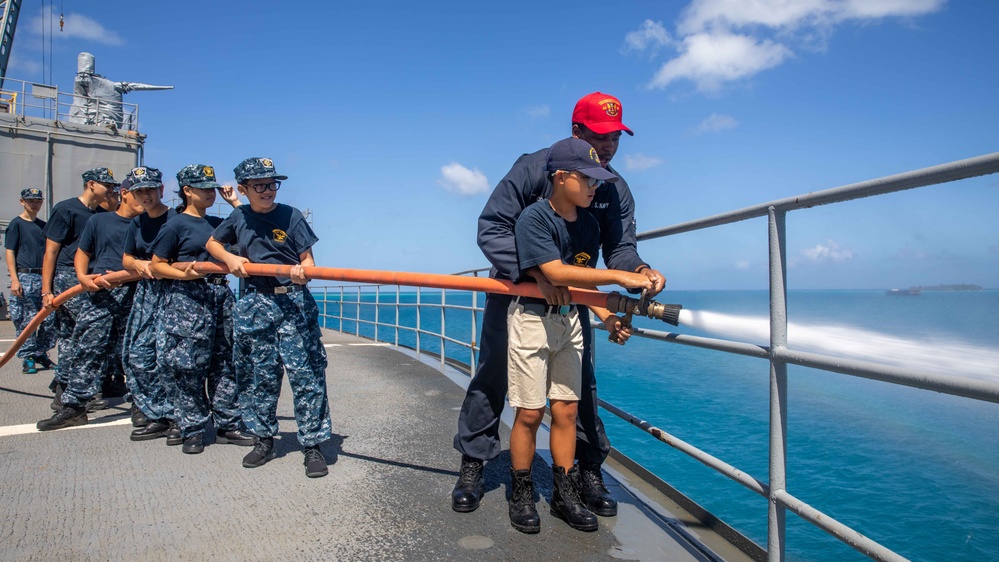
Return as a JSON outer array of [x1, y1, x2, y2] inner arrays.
[[0, 320, 753, 561]]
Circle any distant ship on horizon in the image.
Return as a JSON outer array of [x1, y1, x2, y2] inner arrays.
[[886, 288, 922, 296]]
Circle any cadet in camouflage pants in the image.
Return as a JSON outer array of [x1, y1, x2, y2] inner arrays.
[[156, 280, 241, 442], [123, 279, 176, 421], [58, 284, 134, 408], [233, 290, 331, 446], [8, 272, 57, 361], [51, 267, 89, 387]]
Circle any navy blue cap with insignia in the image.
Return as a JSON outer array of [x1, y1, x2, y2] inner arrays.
[[20, 188, 43, 200], [177, 164, 222, 189], [234, 157, 288, 183], [82, 167, 120, 186], [545, 138, 619, 182], [125, 166, 164, 190]]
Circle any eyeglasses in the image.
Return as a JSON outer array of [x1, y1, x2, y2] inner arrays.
[[248, 180, 281, 193], [562, 171, 603, 188]]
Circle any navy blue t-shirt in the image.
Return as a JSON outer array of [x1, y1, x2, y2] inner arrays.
[[42, 198, 98, 268], [151, 213, 224, 263], [77, 212, 132, 274], [515, 200, 600, 276], [123, 208, 177, 260], [211, 203, 318, 290], [4, 216, 47, 269]]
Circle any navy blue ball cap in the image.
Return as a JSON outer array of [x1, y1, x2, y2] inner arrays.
[[545, 138, 619, 182], [126, 166, 164, 190], [82, 167, 120, 186], [234, 157, 288, 183], [177, 164, 222, 189], [20, 188, 43, 200]]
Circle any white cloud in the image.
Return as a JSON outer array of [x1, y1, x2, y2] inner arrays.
[[25, 8, 124, 46], [623, 153, 664, 171], [438, 162, 489, 196], [735, 260, 750, 270], [802, 240, 854, 262], [527, 105, 550, 118], [678, 0, 944, 34], [623, 20, 674, 54], [696, 113, 738, 133], [650, 31, 791, 92], [640, 0, 943, 92]]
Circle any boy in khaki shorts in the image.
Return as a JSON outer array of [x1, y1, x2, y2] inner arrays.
[[506, 137, 652, 534]]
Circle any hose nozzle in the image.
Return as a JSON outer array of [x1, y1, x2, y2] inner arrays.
[[606, 291, 683, 326]]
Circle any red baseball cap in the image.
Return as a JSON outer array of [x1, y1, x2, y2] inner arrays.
[[572, 92, 634, 136]]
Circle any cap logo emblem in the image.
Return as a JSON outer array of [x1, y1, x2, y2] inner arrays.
[[573, 252, 592, 267], [272, 229, 288, 243], [588, 147, 601, 164], [107, 168, 114, 177], [203, 166, 215, 179], [134, 167, 146, 177], [599, 99, 620, 117], [261, 158, 273, 168]]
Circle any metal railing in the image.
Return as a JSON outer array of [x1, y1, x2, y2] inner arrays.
[[0, 76, 140, 131], [313, 152, 999, 562]]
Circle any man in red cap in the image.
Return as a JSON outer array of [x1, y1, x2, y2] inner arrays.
[[452, 92, 666, 516]]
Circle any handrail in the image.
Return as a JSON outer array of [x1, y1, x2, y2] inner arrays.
[[0, 76, 141, 131], [314, 152, 999, 562]]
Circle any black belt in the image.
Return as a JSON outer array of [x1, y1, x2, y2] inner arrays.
[[245, 284, 305, 294], [16, 267, 42, 274], [517, 297, 574, 316], [198, 275, 229, 286]]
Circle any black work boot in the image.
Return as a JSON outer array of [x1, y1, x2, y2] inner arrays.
[[49, 382, 65, 411], [579, 462, 618, 517], [215, 428, 255, 446], [85, 394, 109, 413], [508, 468, 540, 533], [303, 445, 328, 478], [131, 404, 150, 428], [182, 433, 204, 454], [130, 419, 170, 441], [551, 465, 598, 532], [165, 421, 183, 446], [451, 455, 484, 513], [36, 355, 57, 370], [37, 405, 88, 431], [242, 437, 275, 468]]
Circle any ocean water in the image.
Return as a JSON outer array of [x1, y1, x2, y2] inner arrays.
[[316, 289, 999, 561]]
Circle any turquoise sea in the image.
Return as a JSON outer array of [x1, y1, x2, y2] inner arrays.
[[315, 288, 999, 561]]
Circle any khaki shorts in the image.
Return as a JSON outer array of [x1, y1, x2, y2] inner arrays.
[[506, 300, 583, 409]]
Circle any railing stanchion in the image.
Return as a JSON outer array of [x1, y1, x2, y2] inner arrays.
[[768, 206, 789, 562]]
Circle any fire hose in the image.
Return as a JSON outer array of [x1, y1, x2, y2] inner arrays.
[[0, 263, 681, 369]]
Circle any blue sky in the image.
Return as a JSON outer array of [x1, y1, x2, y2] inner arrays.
[[8, 0, 998, 290]]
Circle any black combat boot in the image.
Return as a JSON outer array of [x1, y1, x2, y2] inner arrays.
[[216, 428, 256, 446], [551, 465, 598, 532], [182, 433, 204, 454], [508, 468, 540, 533], [37, 405, 88, 431], [130, 404, 150, 428], [242, 437, 275, 468], [85, 394, 109, 412], [579, 462, 618, 516], [130, 419, 170, 441], [49, 382, 65, 411], [165, 421, 183, 446], [451, 455, 484, 512]]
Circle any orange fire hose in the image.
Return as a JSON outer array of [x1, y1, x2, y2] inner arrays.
[[1, 263, 679, 369], [0, 270, 140, 369]]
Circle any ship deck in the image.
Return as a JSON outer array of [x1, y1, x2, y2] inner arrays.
[[0, 320, 754, 561]]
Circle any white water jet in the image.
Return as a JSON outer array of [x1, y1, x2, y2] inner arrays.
[[676, 309, 999, 381]]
